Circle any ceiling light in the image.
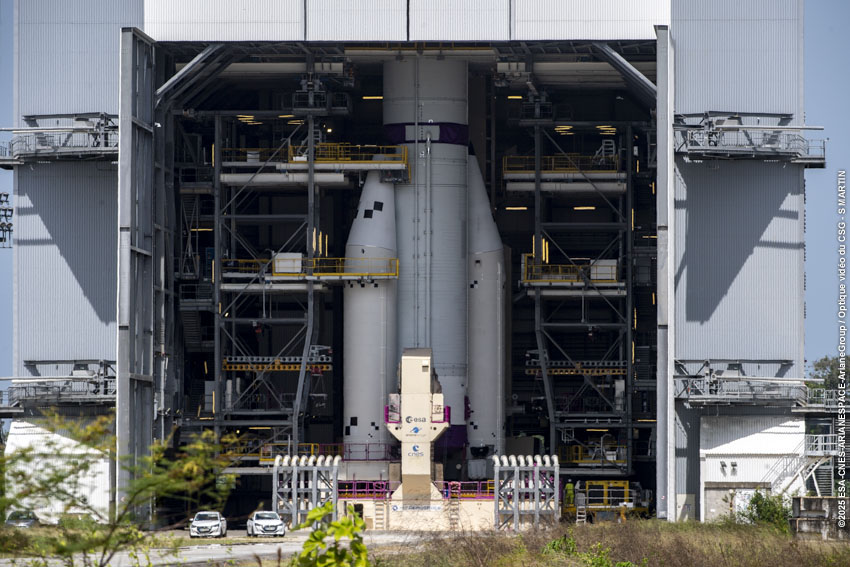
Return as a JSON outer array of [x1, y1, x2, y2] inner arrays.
[[278, 114, 294, 118], [574, 206, 596, 211], [362, 96, 383, 100], [588, 429, 609, 432], [505, 206, 528, 211], [507, 95, 523, 100], [288, 120, 305, 125]]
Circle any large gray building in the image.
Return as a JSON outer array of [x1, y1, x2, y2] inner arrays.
[[0, 0, 834, 523]]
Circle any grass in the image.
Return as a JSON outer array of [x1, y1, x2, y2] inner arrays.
[[371, 520, 850, 567]]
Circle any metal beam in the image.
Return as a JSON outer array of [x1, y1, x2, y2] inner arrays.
[[592, 42, 657, 108], [155, 43, 225, 106]]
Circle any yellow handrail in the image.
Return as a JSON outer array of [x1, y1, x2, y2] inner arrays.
[[222, 257, 399, 278], [503, 154, 619, 174], [521, 254, 618, 283]]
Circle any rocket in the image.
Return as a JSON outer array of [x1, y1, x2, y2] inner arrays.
[[343, 169, 397, 449], [342, 57, 505, 466]]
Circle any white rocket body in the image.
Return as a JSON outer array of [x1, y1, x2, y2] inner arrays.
[[343, 170, 397, 446], [383, 59, 469, 429], [466, 156, 505, 457]]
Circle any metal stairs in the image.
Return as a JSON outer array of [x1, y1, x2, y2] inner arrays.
[[576, 505, 587, 524], [447, 497, 460, 531], [374, 499, 388, 530], [181, 309, 203, 350], [812, 459, 835, 497]]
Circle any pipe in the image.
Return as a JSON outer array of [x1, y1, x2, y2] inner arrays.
[[425, 132, 432, 345]]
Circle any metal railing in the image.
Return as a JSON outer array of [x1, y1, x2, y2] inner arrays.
[[227, 392, 295, 412], [503, 154, 619, 174], [678, 129, 825, 161], [3, 378, 116, 406], [179, 283, 213, 302], [560, 445, 627, 466], [338, 480, 400, 500], [805, 388, 842, 410], [258, 442, 398, 464], [289, 143, 407, 164], [7, 130, 119, 157], [521, 254, 618, 284], [0, 141, 8, 157], [675, 376, 807, 405], [222, 257, 399, 278], [805, 434, 840, 456], [434, 481, 495, 500]]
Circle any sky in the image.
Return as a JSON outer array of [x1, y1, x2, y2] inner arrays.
[[0, 1, 847, 378]]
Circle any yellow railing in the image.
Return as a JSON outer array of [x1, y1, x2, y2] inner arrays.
[[560, 445, 627, 465], [503, 154, 619, 174], [288, 143, 408, 165], [222, 257, 399, 278], [221, 144, 409, 174], [521, 254, 618, 283]]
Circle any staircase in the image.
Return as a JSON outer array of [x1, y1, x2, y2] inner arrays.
[[182, 310, 203, 349], [812, 459, 835, 497], [374, 500, 388, 531], [447, 497, 460, 531], [576, 505, 587, 524]]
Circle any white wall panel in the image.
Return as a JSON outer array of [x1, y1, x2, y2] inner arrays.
[[308, 0, 406, 42], [513, 0, 670, 41], [409, 0, 510, 41], [701, 416, 803, 456], [144, 0, 304, 42]]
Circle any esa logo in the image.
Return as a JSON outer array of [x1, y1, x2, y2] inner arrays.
[[407, 444, 424, 457], [405, 416, 427, 424]]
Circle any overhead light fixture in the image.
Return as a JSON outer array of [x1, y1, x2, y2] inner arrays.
[[249, 426, 272, 430], [554, 125, 573, 130], [288, 119, 305, 125], [637, 419, 656, 423], [505, 206, 528, 211], [190, 228, 214, 232], [596, 125, 613, 129], [559, 132, 574, 136], [642, 235, 658, 239], [278, 114, 294, 118], [507, 95, 523, 100], [574, 206, 596, 211], [588, 428, 609, 432], [362, 96, 383, 100], [326, 128, 333, 133]]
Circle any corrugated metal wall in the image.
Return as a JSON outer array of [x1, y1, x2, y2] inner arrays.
[[671, 0, 803, 118], [307, 0, 405, 42], [701, 415, 803, 455], [141, 0, 668, 42], [144, 0, 304, 42], [512, 0, 670, 41], [14, 163, 118, 376], [409, 0, 510, 41], [16, 0, 143, 119], [674, 160, 805, 376]]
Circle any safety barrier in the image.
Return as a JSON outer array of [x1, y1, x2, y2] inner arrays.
[[521, 254, 618, 284], [435, 481, 495, 500], [222, 257, 399, 278], [503, 154, 619, 174], [560, 445, 627, 466]]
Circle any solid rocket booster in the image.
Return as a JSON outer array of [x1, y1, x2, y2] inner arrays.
[[466, 153, 505, 456], [383, 58, 469, 430], [343, 170, 398, 447]]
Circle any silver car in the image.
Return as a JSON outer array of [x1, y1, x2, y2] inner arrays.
[[189, 511, 227, 538], [246, 511, 285, 537]]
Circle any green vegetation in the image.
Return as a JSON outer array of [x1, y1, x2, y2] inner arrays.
[[807, 355, 847, 389], [0, 413, 236, 567], [289, 501, 369, 567], [736, 490, 792, 533], [372, 521, 850, 567]]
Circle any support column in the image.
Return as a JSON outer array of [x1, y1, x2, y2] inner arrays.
[[655, 25, 675, 522], [213, 116, 222, 437]]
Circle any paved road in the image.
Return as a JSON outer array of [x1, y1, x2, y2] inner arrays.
[[0, 531, 424, 567]]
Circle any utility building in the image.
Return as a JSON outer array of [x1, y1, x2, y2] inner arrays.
[[0, 0, 832, 524]]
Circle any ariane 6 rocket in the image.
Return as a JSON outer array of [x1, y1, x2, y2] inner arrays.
[[343, 57, 505, 468]]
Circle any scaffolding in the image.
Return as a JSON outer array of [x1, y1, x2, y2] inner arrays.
[[493, 455, 560, 530]]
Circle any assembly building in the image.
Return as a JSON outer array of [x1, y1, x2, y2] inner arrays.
[[0, 0, 836, 527]]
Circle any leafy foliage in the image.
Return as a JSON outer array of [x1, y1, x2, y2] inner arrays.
[[807, 355, 847, 390], [736, 490, 791, 534], [0, 412, 237, 567], [291, 501, 370, 567]]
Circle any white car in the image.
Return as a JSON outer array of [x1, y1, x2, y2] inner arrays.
[[189, 511, 227, 538], [246, 511, 285, 537]]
